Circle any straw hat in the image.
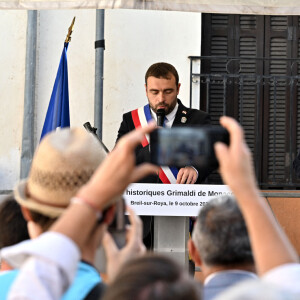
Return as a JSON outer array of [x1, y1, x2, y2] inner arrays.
[[14, 128, 107, 217]]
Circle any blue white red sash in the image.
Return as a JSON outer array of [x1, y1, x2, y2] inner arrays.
[[131, 104, 178, 184]]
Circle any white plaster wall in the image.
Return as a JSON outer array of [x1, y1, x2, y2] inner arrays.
[[103, 9, 201, 150], [0, 9, 201, 192], [0, 10, 96, 193], [0, 11, 27, 191], [35, 10, 96, 142]]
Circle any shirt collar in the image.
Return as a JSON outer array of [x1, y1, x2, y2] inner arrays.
[[204, 270, 258, 285], [166, 102, 178, 124]]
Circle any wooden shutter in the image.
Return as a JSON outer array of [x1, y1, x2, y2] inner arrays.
[[235, 15, 264, 180], [201, 14, 234, 183], [292, 16, 300, 184], [201, 14, 264, 183], [262, 16, 300, 187], [201, 13, 300, 188]]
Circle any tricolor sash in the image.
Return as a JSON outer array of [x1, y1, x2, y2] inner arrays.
[[131, 104, 179, 184]]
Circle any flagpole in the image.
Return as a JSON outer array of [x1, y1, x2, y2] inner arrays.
[[40, 16, 76, 140], [65, 17, 76, 44]]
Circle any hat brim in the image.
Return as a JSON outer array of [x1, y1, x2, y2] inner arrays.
[[14, 180, 65, 218]]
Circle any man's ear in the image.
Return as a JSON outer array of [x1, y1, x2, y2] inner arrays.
[[21, 206, 33, 222], [21, 207, 43, 239], [188, 238, 202, 266], [27, 221, 43, 239], [145, 83, 148, 95]]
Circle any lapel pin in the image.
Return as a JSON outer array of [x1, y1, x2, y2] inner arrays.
[[181, 117, 187, 123], [182, 110, 187, 114]]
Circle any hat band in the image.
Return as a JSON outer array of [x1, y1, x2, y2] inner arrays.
[[30, 167, 94, 191], [25, 185, 69, 209]]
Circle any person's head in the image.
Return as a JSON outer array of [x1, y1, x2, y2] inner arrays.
[[189, 195, 254, 276], [14, 128, 107, 235], [103, 254, 202, 300], [0, 194, 30, 271], [145, 62, 181, 115], [0, 194, 29, 249]]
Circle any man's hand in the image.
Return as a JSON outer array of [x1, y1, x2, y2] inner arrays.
[[102, 206, 146, 282], [176, 166, 198, 184], [77, 121, 159, 211], [81, 206, 115, 264], [214, 116, 299, 276], [214, 116, 257, 196]]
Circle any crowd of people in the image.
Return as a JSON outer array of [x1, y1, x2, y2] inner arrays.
[[0, 62, 299, 299], [0, 116, 299, 299]]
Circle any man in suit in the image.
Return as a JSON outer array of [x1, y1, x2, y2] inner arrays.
[[188, 195, 257, 300], [116, 62, 212, 246]]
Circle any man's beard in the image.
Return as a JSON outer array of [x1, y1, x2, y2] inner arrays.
[[150, 99, 177, 115]]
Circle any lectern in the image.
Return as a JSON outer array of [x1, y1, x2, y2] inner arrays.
[[96, 183, 231, 273], [154, 216, 190, 268]]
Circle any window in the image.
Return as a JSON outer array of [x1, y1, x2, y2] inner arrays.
[[195, 14, 300, 189]]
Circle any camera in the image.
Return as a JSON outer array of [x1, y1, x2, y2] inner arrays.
[[150, 126, 229, 169]]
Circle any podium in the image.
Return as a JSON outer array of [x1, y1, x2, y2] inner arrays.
[[96, 183, 231, 272], [124, 183, 232, 268], [154, 216, 190, 268]]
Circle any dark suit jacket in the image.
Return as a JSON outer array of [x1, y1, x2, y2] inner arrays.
[[204, 271, 257, 300], [116, 99, 212, 184]]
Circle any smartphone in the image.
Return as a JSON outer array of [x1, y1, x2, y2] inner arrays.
[[107, 197, 126, 248], [150, 126, 229, 169], [96, 198, 126, 274]]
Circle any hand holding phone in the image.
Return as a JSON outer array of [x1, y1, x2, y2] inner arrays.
[[84, 122, 127, 271], [101, 206, 146, 281]]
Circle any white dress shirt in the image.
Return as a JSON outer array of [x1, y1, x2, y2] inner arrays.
[[262, 263, 300, 292], [214, 263, 300, 299], [1, 232, 80, 300]]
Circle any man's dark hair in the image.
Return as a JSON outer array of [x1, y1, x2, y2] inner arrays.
[[192, 195, 254, 266], [145, 62, 179, 86], [0, 194, 30, 249], [103, 254, 202, 300], [28, 209, 57, 232]]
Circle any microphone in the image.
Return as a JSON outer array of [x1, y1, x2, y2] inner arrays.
[[156, 109, 165, 127]]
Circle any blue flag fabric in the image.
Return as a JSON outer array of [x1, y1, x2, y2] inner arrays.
[[40, 43, 70, 140]]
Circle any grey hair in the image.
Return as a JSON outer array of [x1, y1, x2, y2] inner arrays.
[[192, 195, 253, 266]]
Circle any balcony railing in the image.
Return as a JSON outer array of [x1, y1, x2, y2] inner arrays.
[[189, 56, 300, 189]]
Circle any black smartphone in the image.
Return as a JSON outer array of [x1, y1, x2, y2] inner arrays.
[[150, 126, 229, 169], [107, 197, 126, 248]]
